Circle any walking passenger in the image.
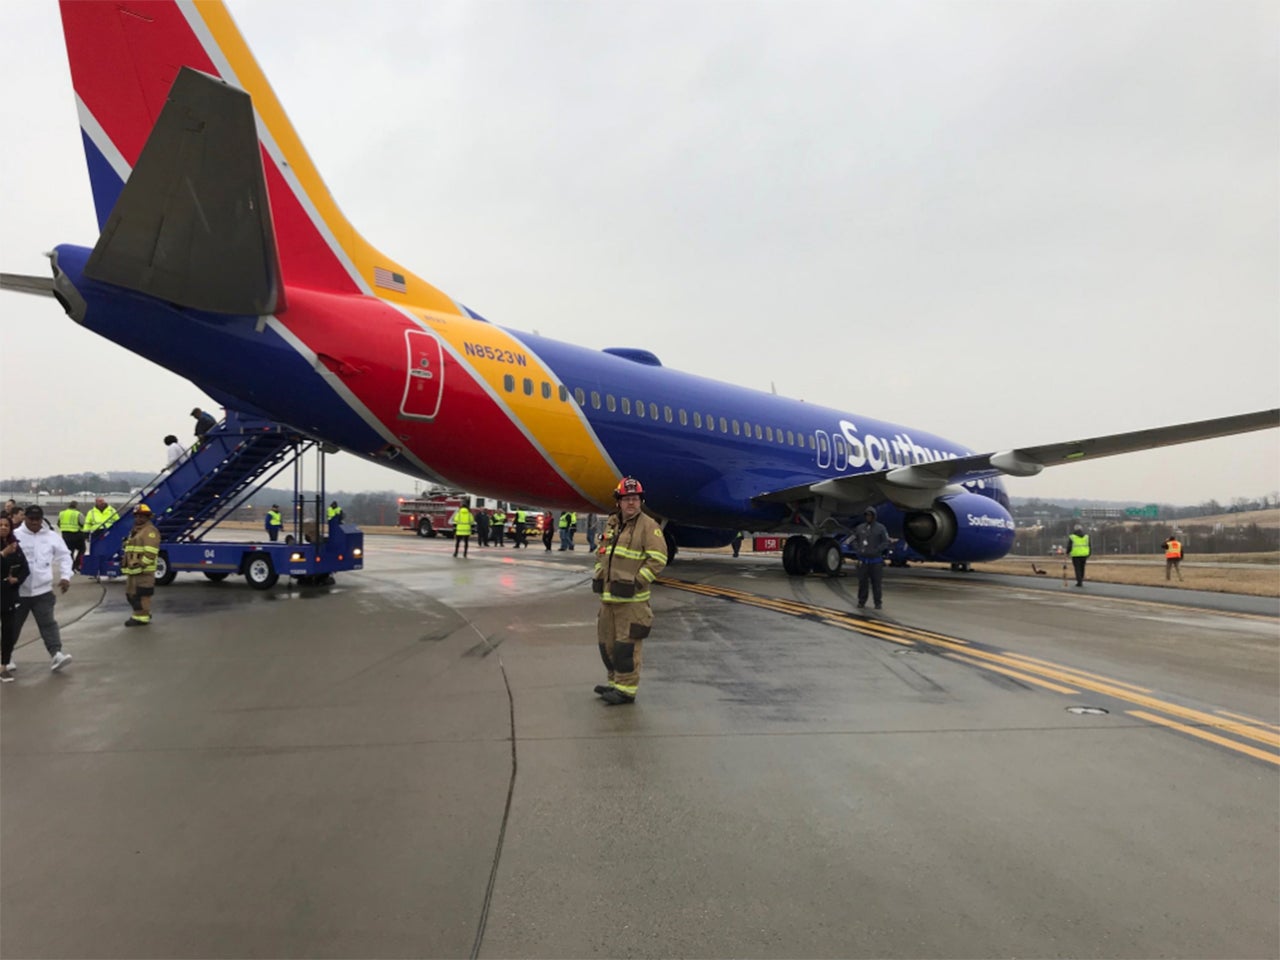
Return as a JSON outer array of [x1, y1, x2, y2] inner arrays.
[[11, 505, 74, 672], [1, 516, 29, 681]]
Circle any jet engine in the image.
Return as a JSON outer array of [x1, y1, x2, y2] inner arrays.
[[901, 492, 1016, 563]]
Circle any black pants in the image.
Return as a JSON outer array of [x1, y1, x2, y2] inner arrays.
[[1, 604, 17, 666], [267, 527, 280, 541], [63, 532, 86, 570], [1072, 556, 1087, 585], [857, 560, 884, 606], [454, 534, 470, 557]]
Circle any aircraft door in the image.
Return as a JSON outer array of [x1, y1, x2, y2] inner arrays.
[[401, 329, 444, 420]]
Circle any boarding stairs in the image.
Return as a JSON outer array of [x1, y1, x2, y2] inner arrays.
[[82, 410, 318, 577]]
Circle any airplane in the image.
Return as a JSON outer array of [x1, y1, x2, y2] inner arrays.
[[2, 0, 1276, 577]]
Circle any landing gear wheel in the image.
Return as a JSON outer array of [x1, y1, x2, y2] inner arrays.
[[950, 562, 972, 573], [245, 553, 279, 590], [811, 537, 843, 577], [782, 535, 812, 576], [155, 551, 177, 586], [203, 571, 230, 582], [663, 528, 678, 565]]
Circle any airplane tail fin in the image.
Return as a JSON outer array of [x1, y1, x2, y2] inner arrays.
[[58, 0, 462, 314]]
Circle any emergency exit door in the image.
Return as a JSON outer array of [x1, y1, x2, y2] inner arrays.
[[401, 329, 444, 420]]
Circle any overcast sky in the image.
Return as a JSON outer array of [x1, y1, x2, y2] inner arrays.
[[2, 0, 1276, 505]]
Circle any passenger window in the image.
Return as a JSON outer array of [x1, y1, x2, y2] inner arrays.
[[765, 426, 773, 442], [719, 417, 728, 433], [708, 414, 716, 431], [503, 374, 514, 392], [732, 420, 741, 436], [754, 424, 763, 440], [679, 409, 688, 426], [621, 398, 631, 414], [523, 378, 533, 396], [743, 421, 752, 438], [693, 412, 702, 428], [559, 385, 568, 402], [606, 394, 617, 412], [649, 402, 659, 420], [591, 391, 601, 409], [637, 402, 646, 419], [786, 430, 794, 445], [833, 435, 847, 471], [664, 405, 673, 423], [574, 387, 585, 405], [541, 381, 551, 399]]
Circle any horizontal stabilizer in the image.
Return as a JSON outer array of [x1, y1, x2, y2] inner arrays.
[[0, 273, 55, 297], [84, 66, 283, 316]]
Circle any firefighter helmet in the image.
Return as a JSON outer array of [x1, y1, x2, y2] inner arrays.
[[613, 477, 644, 500], [136, 504, 153, 514]]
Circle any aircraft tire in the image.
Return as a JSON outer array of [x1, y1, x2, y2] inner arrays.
[[245, 553, 279, 590], [811, 537, 843, 577], [154, 550, 177, 586], [203, 571, 230, 582], [663, 528, 678, 565], [950, 562, 972, 573], [783, 536, 812, 576]]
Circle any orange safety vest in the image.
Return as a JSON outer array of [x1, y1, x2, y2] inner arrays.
[[1164, 539, 1182, 559]]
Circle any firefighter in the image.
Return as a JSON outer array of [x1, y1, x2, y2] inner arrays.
[[58, 500, 86, 572], [591, 478, 668, 705], [122, 504, 161, 626]]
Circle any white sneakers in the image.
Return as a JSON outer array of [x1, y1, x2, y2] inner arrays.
[[50, 651, 72, 672]]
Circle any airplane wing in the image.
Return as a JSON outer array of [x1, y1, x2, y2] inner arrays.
[[0, 273, 55, 297], [755, 408, 1280, 512]]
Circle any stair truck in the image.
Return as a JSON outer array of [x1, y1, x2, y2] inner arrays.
[[80, 410, 363, 589]]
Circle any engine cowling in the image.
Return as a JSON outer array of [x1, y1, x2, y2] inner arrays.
[[902, 493, 1015, 563]]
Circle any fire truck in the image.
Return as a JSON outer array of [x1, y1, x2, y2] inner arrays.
[[397, 489, 469, 537], [397, 490, 551, 540]]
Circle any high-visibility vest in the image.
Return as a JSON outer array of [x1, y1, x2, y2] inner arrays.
[[452, 508, 473, 536], [558, 512, 569, 529], [58, 508, 83, 532], [493, 511, 506, 525], [327, 505, 341, 520], [1164, 538, 1182, 559], [1068, 533, 1090, 557], [84, 506, 118, 532], [267, 510, 282, 528], [516, 510, 527, 523], [121, 522, 161, 575]]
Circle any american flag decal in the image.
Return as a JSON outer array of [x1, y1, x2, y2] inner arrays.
[[374, 266, 407, 293]]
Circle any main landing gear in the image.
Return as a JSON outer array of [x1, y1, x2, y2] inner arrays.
[[782, 535, 844, 577]]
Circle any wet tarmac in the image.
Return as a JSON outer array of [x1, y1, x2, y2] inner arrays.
[[3, 535, 1277, 959]]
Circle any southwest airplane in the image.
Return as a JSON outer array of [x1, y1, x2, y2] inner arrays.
[[4, 0, 1277, 576]]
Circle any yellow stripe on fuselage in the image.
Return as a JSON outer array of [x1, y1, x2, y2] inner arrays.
[[417, 310, 618, 506], [192, 1, 461, 315]]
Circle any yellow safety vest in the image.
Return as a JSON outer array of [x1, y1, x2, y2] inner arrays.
[[267, 510, 282, 527], [122, 522, 162, 575], [1068, 534, 1090, 557], [327, 506, 341, 520], [84, 506, 118, 532], [59, 508, 83, 532], [452, 508, 473, 536]]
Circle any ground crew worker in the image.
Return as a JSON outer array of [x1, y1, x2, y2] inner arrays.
[[265, 505, 283, 542], [1068, 525, 1091, 587], [451, 502, 473, 557], [475, 508, 491, 547], [514, 509, 527, 548], [558, 510, 571, 550], [58, 500, 86, 572], [851, 507, 891, 609], [327, 501, 343, 522], [591, 477, 668, 705], [1162, 533, 1184, 581], [122, 504, 161, 626], [84, 497, 119, 536], [491, 507, 506, 547]]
